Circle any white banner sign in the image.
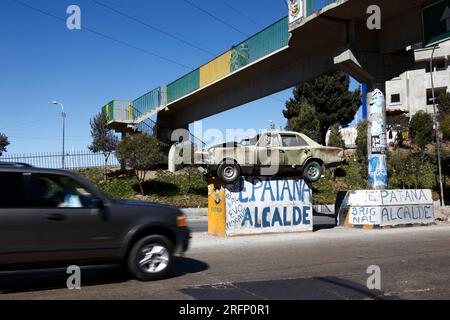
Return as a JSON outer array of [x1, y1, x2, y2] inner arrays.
[[287, 0, 304, 24], [346, 190, 434, 226], [225, 177, 313, 236]]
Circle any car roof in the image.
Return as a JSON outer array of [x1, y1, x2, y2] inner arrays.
[[260, 131, 322, 146], [0, 163, 107, 198], [0, 162, 78, 176]]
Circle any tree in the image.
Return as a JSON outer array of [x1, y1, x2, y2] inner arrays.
[[438, 92, 450, 120], [116, 133, 163, 195], [0, 133, 10, 157], [89, 112, 118, 181], [286, 99, 321, 142], [409, 111, 433, 152], [355, 120, 368, 180], [328, 124, 345, 148], [283, 71, 361, 145], [441, 113, 450, 142], [355, 120, 367, 160]]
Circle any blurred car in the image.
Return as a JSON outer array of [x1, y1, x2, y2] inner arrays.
[[195, 131, 345, 184], [0, 162, 190, 281]]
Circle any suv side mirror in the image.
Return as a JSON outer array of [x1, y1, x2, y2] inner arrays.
[[91, 198, 105, 210]]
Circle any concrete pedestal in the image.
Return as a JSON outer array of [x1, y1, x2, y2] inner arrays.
[[337, 189, 435, 229], [208, 176, 313, 237]]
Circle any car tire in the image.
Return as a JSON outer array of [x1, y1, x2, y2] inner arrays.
[[217, 162, 241, 184], [303, 161, 323, 183], [127, 235, 174, 281]]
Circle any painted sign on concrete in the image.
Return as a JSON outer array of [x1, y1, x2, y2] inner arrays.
[[341, 190, 434, 227], [223, 177, 313, 236]]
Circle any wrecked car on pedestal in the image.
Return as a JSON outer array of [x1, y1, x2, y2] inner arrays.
[[194, 131, 345, 184]]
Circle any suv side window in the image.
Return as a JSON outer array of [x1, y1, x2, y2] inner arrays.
[[281, 134, 308, 147], [29, 174, 95, 209], [0, 172, 27, 208]]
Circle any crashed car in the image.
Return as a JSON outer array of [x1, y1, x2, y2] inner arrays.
[[194, 131, 345, 184]]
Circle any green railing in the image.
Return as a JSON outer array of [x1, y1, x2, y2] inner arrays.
[[230, 16, 289, 72], [166, 16, 289, 104], [167, 69, 200, 104], [132, 108, 157, 137], [306, 0, 337, 16], [103, 16, 293, 124], [133, 87, 161, 117]]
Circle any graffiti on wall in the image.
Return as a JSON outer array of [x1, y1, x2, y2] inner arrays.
[[368, 155, 388, 188], [225, 177, 313, 235], [368, 88, 388, 188], [343, 189, 434, 226]]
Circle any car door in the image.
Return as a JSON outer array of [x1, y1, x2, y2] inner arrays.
[[0, 171, 45, 265], [279, 133, 311, 168], [25, 172, 118, 263], [256, 133, 282, 175]]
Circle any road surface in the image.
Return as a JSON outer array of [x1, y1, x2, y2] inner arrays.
[[1, 224, 449, 300]]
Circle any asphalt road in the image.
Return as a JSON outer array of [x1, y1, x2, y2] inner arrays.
[[1, 224, 449, 300]]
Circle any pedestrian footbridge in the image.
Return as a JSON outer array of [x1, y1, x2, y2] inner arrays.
[[101, 0, 436, 145]]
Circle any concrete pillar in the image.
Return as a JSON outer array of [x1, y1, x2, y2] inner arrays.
[[120, 132, 126, 171], [367, 83, 388, 190]]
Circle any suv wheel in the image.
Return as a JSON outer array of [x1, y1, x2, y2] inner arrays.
[[128, 235, 174, 281], [217, 162, 241, 184], [303, 161, 322, 183]]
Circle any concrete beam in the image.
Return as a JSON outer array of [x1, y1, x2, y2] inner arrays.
[[334, 49, 374, 83], [335, 48, 415, 83]]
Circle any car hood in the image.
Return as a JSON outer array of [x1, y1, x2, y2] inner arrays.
[[198, 141, 241, 153]]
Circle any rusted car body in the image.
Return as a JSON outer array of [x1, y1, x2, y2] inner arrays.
[[194, 131, 345, 184]]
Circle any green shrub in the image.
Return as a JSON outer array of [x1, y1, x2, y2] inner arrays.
[[116, 134, 163, 195], [355, 120, 367, 160], [389, 151, 436, 189], [409, 111, 433, 151], [441, 113, 450, 142], [328, 124, 345, 148]]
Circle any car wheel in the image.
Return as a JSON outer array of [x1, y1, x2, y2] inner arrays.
[[127, 235, 174, 281], [303, 161, 322, 183], [217, 162, 241, 184]]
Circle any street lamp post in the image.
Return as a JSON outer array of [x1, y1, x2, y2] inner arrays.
[[52, 101, 66, 169], [429, 45, 445, 207]]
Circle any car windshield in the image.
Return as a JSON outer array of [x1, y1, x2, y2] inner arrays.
[[241, 135, 260, 146]]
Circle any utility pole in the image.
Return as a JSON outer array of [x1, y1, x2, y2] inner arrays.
[[367, 84, 388, 190], [430, 45, 445, 206], [53, 101, 66, 169]]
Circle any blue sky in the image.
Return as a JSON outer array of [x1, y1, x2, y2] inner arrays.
[[0, 0, 360, 154]]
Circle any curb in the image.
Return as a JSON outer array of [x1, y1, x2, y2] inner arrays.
[[181, 208, 208, 217]]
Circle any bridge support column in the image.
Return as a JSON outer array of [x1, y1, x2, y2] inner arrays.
[[367, 83, 388, 190], [334, 49, 414, 190]]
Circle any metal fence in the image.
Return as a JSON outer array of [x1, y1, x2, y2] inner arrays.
[[0, 151, 120, 170]]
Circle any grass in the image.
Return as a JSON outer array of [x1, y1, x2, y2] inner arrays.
[[77, 168, 208, 208]]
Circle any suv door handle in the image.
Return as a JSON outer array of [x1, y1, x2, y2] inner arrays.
[[44, 213, 66, 221]]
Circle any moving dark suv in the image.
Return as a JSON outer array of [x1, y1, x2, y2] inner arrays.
[[0, 162, 191, 281]]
